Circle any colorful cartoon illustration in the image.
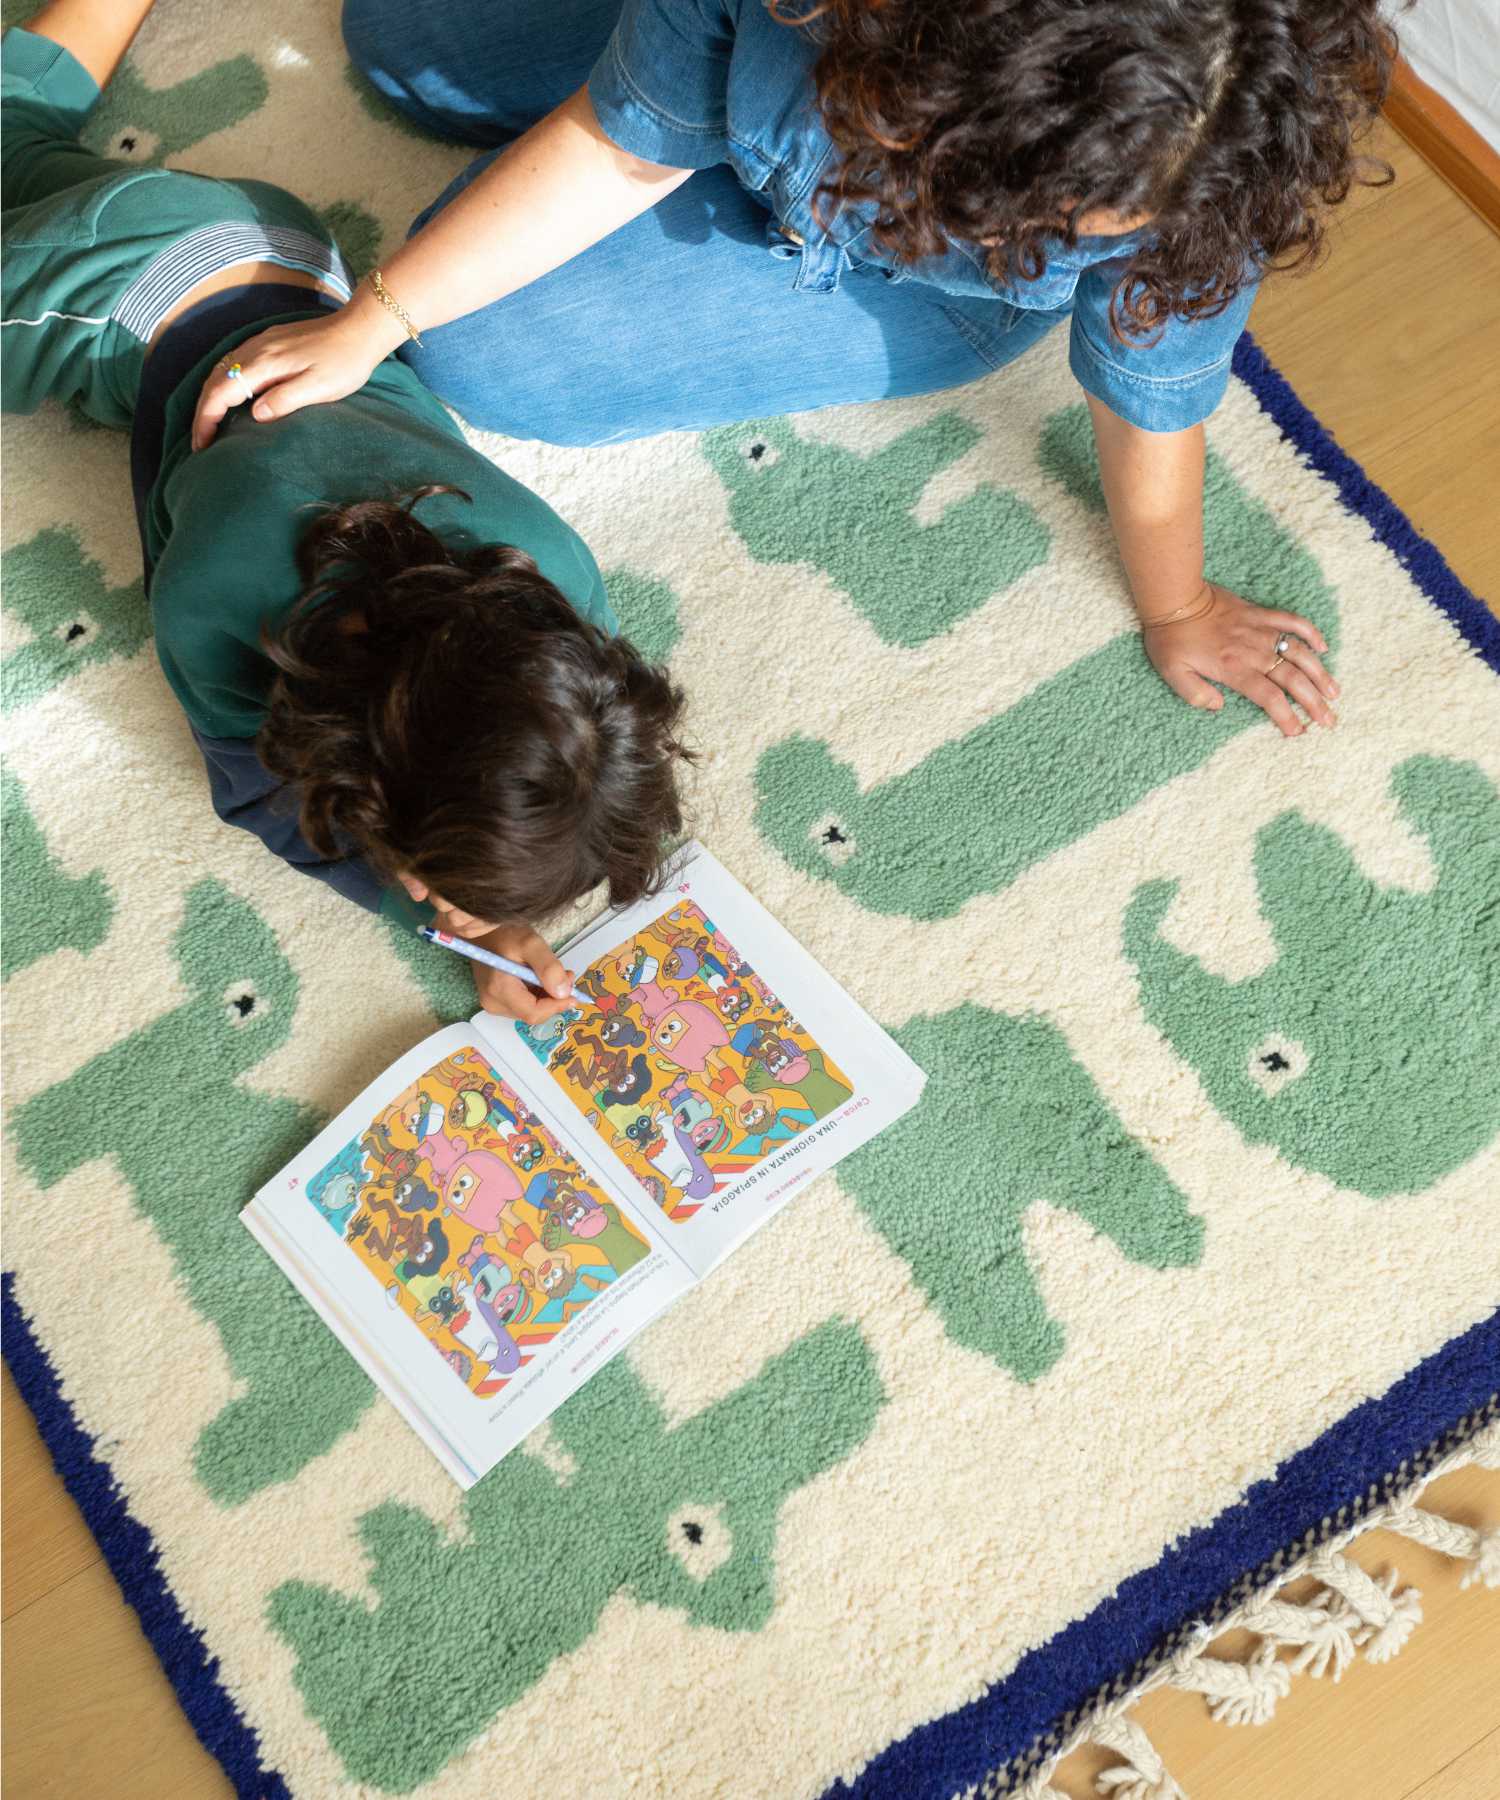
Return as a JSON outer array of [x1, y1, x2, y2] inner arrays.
[[732, 1103, 815, 1158], [517, 899, 855, 1221], [515, 1009, 580, 1061], [303, 1048, 652, 1398], [539, 1188, 653, 1276], [307, 1141, 366, 1238]]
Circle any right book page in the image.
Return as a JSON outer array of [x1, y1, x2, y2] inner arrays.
[[489, 843, 926, 1278]]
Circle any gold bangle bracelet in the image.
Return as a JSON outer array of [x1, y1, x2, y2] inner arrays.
[[368, 268, 423, 346]]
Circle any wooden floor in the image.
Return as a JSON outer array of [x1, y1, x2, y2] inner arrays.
[[3, 119, 1498, 1800]]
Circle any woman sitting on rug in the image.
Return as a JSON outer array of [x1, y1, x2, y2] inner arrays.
[[190, 0, 1370, 736], [1, 0, 690, 1024]]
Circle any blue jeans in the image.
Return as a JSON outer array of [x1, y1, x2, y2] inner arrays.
[[343, 0, 1063, 446]]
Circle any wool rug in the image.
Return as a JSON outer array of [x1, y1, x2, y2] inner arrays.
[[3, 4, 1499, 1796]]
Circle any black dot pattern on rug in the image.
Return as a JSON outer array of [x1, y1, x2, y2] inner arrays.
[[1260, 1050, 1291, 1072], [65, 622, 87, 642], [822, 825, 847, 845], [119, 135, 136, 151], [233, 994, 256, 1018], [748, 442, 766, 461], [681, 1520, 705, 1545]]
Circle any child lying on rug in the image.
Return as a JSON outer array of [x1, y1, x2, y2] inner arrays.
[[1, 0, 689, 1024]]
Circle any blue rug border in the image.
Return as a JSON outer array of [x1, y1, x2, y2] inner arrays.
[[824, 1309, 1499, 1800], [1, 1272, 290, 1800], [819, 326, 1500, 1800], [1230, 332, 1499, 671], [3, 328, 1496, 1800]]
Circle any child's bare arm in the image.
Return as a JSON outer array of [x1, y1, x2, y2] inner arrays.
[[21, 0, 157, 87]]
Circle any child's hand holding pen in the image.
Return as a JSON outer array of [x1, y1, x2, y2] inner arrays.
[[399, 877, 580, 1023]]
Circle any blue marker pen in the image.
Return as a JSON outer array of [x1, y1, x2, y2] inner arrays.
[[417, 926, 593, 1007]]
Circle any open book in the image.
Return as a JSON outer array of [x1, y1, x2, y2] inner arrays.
[[244, 845, 925, 1486]]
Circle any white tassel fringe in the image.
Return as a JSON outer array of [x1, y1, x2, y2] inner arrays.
[[990, 1427, 1499, 1800], [1090, 1717, 1185, 1799]]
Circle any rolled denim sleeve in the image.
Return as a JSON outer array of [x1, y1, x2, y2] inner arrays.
[[1068, 262, 1259, 433], [588, 0, 735, 168]]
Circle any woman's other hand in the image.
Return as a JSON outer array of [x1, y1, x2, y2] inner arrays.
[[1144, 584, 1337, 738]]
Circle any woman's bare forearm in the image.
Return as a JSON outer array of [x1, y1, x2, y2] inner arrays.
[[22, 0, 158, 86], [1085, 394, 1205, 619], [338, 86, 694, 352], [191, 84, 694, 438]]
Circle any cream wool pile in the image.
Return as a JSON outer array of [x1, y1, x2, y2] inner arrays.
[[3, 4, 1499, 1796]]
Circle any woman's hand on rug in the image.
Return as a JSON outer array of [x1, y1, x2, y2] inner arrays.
[[1144, 585, 1338, 737], [190, 302, 405, 450]]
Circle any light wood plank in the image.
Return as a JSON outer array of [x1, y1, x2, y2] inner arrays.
[[1, 1553, 231, 1800], [2, 1368, 103, 1620], [1252, 121, 1500, 608], [2, 1374, 232, 1795], [1386, 58, 1500, 237], [1050, 1466, 1500, 1800], [1402, 1727, 1500, 1800]]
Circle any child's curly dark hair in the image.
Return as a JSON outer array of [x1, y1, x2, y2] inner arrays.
[[258, 488, 691, 925], [781, 0, 1397, 338]]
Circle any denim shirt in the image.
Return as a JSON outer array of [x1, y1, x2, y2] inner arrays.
[[588, 0, 1257, 431]]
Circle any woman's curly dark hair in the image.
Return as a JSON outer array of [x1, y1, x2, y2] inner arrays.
[[258, 488, 691, 924], [782, 0, 1397, 337]]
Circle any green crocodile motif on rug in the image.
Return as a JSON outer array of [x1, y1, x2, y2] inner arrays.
[[0, 766, 113, 979], [753, 404, 1339, 920], [703, 413, 1051, 647], [605, 564, 683, 664], [269, 1318, 883, 1790], [1126, 753, 1500, 1196], [1, 527, 149, 714], [81, 51, 268, 165], [10, 881, 373, 1502], [315, 198, 383, 281], [839, 1003, 1204, 1378]]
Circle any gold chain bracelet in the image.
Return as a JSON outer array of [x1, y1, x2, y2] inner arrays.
[[368, 269, 423, 346], [1138, 582, 1216, 631]]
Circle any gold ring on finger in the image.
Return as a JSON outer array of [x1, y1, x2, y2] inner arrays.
[[1274, 633, 1293, 657], [1266, 652, 1286, 675]]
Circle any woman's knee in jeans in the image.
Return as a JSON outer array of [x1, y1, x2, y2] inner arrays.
[[341, 0, 405, 90], [341, 0, 474, 137], [343, 0, 606, 144], [402, 341, 617, 447]]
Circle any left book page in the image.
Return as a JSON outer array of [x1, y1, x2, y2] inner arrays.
[[243, 1024, 694, 1488]]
